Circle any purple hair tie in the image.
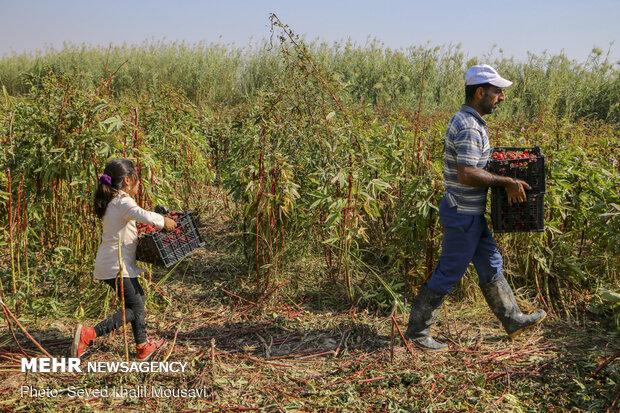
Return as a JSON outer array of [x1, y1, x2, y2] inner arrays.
[[99, 174, 112, 186]]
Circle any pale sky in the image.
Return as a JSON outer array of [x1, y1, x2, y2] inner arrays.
[[1, 0, 619, 63]]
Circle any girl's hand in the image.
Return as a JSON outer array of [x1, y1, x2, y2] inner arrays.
[[163, 217, 177, 231]]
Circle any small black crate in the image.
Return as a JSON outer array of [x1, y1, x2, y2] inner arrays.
[[491, 191, 545, 233], [136, 211, 205, 268], [488, 146, 545, 193]]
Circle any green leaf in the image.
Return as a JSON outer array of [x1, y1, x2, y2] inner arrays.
[[600, 289, 620, 304]]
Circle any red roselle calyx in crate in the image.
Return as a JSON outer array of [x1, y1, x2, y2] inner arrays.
[[491, 150, 538, 168], [135, 209, 204, 268], [137, 210, 183, 236], [491, 150, 537, 161], [136, 223, 158, 235]]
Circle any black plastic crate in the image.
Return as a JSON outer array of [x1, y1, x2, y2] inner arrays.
[[491, 191, 545, 233], [136, 211, 205, 268], [488, 146, 545, 193]]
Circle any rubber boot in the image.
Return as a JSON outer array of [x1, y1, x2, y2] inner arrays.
[[403, 285, 449, 351], [136, 339, 165, 361], [481, 275, 546, 338], [71, 324, 96, 359]]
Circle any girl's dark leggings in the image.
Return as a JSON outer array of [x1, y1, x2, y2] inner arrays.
[[94, 277, 147, 345]]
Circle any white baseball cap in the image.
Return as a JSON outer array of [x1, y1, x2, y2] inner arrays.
[[465, 64, 513, 88]]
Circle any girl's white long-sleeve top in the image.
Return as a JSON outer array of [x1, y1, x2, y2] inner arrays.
[[93, 191, 165, 280]]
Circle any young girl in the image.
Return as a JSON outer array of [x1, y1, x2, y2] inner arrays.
[[71, 158, 177, 360]]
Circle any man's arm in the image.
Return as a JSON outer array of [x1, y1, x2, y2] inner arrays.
[[457, 164, 531, 205]]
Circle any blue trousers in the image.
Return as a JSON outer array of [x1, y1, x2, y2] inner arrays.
[[426, 196, 503, 295]]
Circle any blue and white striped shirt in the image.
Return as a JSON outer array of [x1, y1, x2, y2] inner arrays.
[[443, 105, 490, 215]]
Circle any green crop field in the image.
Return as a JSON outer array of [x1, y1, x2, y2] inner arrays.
[[0, 17, 618, 412]]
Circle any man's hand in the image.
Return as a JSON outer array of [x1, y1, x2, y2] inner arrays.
[[457, 164, 531, 204], [504, 178, 531, 205], [163, 217, 177, 231]]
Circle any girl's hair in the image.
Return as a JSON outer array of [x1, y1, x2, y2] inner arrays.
[[94, 159, 138, 218]]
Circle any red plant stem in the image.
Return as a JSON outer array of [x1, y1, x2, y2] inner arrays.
[[7, 168, 16, 295], [255, 130, 265, 289], [21, 173, 28, 234], [424, 183, 438, 281], [133, 108, 145, 207], [16, 173, 23, 237], [390, 312, 396, 364], [262, 279, 290, 302], [255, 214, 260, 288], [7, 168, 11, 228], [269, 168, 278, 285], [413, 51, 428, 175], [593, 350, 620, 376], [16, 174, 24, 283], [2, 305, 29, 357], [337, 156, 355, 302], [392, 314, 416, 360], [53, 179, 59, 235], [358, 376, 386, 384], [0, 300, 53, 358], [376, 388, 402, 404], [427, 133, 433, 167], [221, 289, 258, 307], [606, 392, 618, 413], [267, 392, 286, 413]]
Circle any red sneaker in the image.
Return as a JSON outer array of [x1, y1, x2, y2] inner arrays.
[[136, 339, 165, 361], [71, 324, 96, 358]]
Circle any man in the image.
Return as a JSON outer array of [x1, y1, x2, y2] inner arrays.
[[404, 64, 546, 351]]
